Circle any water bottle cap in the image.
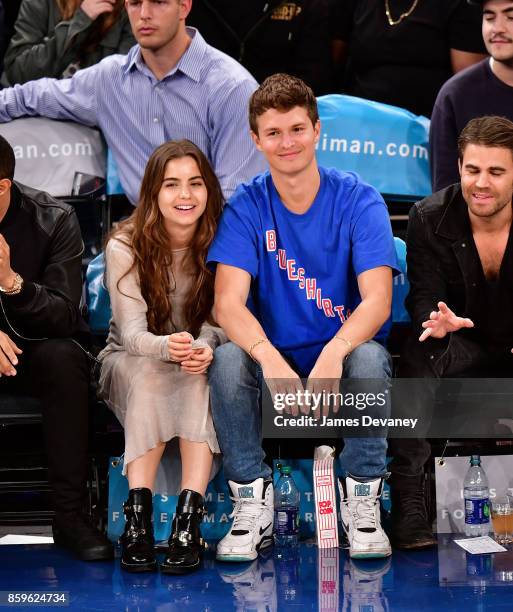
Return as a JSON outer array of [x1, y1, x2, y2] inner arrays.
[[281, 466, 292, 475], [470, 455, 481, 466]]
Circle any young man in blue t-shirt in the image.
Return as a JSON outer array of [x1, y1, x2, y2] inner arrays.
[[207, 74, 399, 561]]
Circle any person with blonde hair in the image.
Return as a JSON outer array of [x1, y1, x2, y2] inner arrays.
[[3, 0, 134, 84], [99, 139, 226, 574]]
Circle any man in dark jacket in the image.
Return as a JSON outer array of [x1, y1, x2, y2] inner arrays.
[[187, 0, 335, 95], [430, 0, 513, 191], [389, 116, 513, 549], [0, 134, 112, 560]]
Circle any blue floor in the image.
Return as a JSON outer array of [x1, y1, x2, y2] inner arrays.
[[1, 535, 513, 611]]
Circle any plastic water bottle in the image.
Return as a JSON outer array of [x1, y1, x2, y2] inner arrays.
[[464, 455, 491, 537], [274, 465, 300, 549]]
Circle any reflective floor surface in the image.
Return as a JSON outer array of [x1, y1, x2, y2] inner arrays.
[[1, 535, 513, 611]]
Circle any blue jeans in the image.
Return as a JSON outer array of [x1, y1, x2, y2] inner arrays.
[[208, 341, 392, 483]]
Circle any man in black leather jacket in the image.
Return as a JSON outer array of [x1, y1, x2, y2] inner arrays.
[[0, 134, 112, 560], [389, 116, 513, 550]]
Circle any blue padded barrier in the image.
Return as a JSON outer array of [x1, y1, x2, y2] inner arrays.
[[317, 95, 431, 200], [85, 253, 111, 334], [392, 236, 410, 324], [106, 149, 124, 197]]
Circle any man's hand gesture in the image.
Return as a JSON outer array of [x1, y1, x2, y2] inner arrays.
[[0, 330, 22, 376], [419, 301, 474, 341]]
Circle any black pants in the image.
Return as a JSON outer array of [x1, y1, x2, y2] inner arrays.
[[0, 338, 91, 513], [389, 333, 513, 482]]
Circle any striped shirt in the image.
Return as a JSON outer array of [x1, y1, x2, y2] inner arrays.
[[0, 28, 266, 204]]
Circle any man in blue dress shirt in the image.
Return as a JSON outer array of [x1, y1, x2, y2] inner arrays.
[[0, 0, 265, 203]]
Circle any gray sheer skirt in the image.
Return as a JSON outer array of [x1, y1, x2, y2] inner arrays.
[[99, 351, 220, 495]]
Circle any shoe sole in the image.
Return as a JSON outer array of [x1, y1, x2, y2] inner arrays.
[[160, 560, 200, 575], [350, 548, 392, 559], [216, 536, 273, 563], [120, 560, 157, 573], [216, 552, 258, 562]]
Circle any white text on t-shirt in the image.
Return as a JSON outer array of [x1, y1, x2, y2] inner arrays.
[[266, 230, 351, 323]]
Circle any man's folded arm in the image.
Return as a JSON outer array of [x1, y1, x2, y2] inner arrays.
[[0, 61, 100, 126]]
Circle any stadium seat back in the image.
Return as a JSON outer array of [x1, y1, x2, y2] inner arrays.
[[392, 236, 410, 324], [86, 253, 112, 335], [317, 94, 431, 201]]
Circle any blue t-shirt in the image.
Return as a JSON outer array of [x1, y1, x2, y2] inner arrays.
[[207, 166, 399, 376]]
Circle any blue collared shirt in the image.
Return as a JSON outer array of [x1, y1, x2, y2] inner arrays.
[[0, 28, 266, 204]]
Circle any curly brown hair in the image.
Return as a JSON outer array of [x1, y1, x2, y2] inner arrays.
[[249, 73, 319, 135], [110, 140, 224, 337]]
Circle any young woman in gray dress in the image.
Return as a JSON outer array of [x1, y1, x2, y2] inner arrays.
[[99, 140, 226, 574]]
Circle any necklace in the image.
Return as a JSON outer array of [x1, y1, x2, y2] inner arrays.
[[385, 0, 420, 26]]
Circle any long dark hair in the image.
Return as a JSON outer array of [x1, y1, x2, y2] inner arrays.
[[111, 140, 224, 337], [56, 0, 125, 58]]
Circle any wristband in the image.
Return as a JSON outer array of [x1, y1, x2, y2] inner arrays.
[[334, 335, 352, 354], [248, 338, 269, 362]]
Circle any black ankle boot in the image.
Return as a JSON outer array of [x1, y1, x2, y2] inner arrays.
[[161, 489, 206, 575], [389, 474, 437, 550], [120, 488, 157, 573]]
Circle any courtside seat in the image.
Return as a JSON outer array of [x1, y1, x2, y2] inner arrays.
[[85, 252, 111, 337]]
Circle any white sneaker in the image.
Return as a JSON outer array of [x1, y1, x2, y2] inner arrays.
[[216, 478, 274, 562], [338, 476, 392, 559]]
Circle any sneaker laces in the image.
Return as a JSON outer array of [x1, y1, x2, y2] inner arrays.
[[347, 497, 379, 531], [229, 496, 268, 532]]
